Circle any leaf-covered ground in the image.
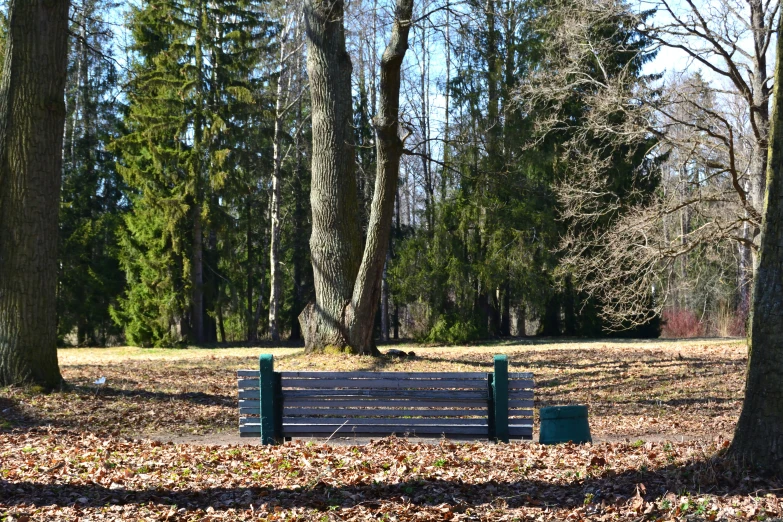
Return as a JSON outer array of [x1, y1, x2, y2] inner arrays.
[[3, 339, 776, 521]]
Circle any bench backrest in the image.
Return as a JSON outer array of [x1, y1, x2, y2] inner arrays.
[[237, 354, 534, 443]]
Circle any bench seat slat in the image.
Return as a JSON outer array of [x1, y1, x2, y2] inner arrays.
[[507, 390, 534, 400], [239, 423, 490, 435], [238, 370, 489, 379], [238, 378, 493, 389], [508, 399, 534, 408], [508, 380, 535, 390], [238, 389, 488, 400], [240, 408, 488, 416], [277, 417, 489, 426], [239, 370, 534, 380], [509, 426, 534, 437], [283, 407, 486, 417], [290, 389, 487, 399], [281, 371, 489, 379], [278, 378, 488, 389]]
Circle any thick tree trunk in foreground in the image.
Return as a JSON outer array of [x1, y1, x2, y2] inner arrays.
[[0, 0, 70, 388], [300, 0, 363, 352], [731, 16, 783, 471], [301, 0, 413, 354]]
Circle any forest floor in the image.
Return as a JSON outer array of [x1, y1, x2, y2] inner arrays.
[[3, 338, 782, 521]]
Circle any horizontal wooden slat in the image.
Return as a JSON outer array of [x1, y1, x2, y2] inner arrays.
[[239, 389, 488, 400], [238, 407, 489, 416], [281, 408, 487, 417], [280, 371, 488, 379], [283, 389, 487, 400], [240, 423, 489, 435], [239, 370, 532, 380], [278, 417, 490, 426], [237, 379, 259, 389], [281, 398, 489, 408], [507, 390, 534, 400], [286, 425, 489, 435], [238, 397, 530, 408], [509, 426, 534, 437], [239, 431, 490, 441], [279, 378, 487, 389], [508, 409, 534, 418], [239, 379, 532, 391]]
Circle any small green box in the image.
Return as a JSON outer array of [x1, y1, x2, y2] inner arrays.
[[539, 405, 592, 444]]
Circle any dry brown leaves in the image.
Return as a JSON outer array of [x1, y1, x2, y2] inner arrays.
[[1, 340, 746, 439], [0, 340, 764, 521], [1, 429, 780, 521]]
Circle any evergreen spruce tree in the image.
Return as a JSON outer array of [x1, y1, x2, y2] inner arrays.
[[58, 0, 127, 346], [113, 0, 271, 346]]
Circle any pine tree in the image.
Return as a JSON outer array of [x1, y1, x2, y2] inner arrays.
[[113, 0, 271, 346], [58, 0, 127, 346]]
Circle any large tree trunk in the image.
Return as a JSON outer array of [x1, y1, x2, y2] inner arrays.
[[730, 15, 783, 471], [0, 0, 70, 388], [300, 0, 363, 352], [301, 0, 413, 354]]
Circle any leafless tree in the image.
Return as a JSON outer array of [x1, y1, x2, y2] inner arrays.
[[519, 0, 777, 329]]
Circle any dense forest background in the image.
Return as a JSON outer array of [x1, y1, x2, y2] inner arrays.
[[3, 0, 766, 347]]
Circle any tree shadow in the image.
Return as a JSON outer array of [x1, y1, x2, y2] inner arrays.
[[1, 453, 778, 513], [0, 386, 236, 435]]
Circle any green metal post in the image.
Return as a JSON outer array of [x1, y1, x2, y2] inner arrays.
[[259, 354, 279, 444], [493, 354, 509, 443]]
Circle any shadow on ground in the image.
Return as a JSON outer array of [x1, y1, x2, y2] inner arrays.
[[1, 455, 777, 513]]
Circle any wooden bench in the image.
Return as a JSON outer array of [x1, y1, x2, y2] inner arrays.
[[236, 354, 534, 444]]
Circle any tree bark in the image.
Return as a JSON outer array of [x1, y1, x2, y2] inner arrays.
[[246, 199, 257, 342], [300, 0, 363, 352], [301, 0, 414, 354], [0, 0, 69, 388], [344, 0, 414, 353], [269, 4, 295, 343], [191, 202, 205, 343], [381, 252, 390, 341], [730, 12, 783, 471]]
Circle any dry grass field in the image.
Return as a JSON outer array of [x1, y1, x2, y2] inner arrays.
[[2, 338, 780, 521]]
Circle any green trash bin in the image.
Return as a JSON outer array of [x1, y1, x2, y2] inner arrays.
[[539, 405, 592, 444]]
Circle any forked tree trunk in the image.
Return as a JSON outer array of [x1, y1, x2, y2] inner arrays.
[[0, 0, 70, 388], [301, 0, 414, 354], [731, 15, 783, 471]]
